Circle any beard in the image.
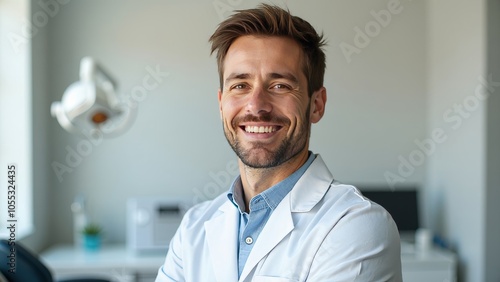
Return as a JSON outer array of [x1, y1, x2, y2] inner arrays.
[[223, 108, 310, 169]]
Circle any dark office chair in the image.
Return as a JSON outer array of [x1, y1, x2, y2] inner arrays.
[[0, 240, 110, 282]]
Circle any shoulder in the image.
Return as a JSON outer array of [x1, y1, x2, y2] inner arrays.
[[323, 183, 398, 234], [323, 182, 377, 211], [309, 183, 402, 281], [322, 183, 401, 266], [292, 155, 397, 233], [180, 193, 230, 230], [294, 179, 400, 253]]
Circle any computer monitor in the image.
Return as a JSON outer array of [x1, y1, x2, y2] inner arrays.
[[360, 189, 419, 232]]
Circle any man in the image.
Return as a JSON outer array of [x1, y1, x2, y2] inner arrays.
[[156, 4, 402, 282]]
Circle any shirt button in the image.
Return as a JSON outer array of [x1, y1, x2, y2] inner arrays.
[[245, 236, 253, 245]]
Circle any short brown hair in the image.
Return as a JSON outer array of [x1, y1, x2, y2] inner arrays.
[[209, 4, 326, 97]]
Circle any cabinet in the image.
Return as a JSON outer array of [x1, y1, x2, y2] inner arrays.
[[401, 242, 457, 282], [40, 245, 165, 282]]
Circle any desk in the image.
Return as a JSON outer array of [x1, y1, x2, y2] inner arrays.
[[40, 244, 165, 282], [41, 243, 457, 282], [401, 242, 457, 282]]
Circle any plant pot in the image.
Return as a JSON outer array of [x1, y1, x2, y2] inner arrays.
[[83, 234, 101, 251]]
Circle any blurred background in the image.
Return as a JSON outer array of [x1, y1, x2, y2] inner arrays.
[[1, 0, 499, 281]]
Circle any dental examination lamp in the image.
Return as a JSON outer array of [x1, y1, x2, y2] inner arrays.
[[51, 57, 137, 138]]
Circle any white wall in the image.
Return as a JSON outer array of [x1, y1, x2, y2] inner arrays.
[[19, 1, 53, 252], [40, 0, 427, 245], [424, 0, 492, 281]]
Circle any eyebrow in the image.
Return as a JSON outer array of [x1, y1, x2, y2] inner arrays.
[[224, 72, 300, 86], [224, 73, 251, 85], [268, 72, 299, 84]]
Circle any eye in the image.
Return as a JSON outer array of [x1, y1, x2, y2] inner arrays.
[[230, 83, 248, 91], [271, 83, 291, 91]]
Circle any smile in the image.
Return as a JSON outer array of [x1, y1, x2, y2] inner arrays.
[[244, 125, 279, 133]]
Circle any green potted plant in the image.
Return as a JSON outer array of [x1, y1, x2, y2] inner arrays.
[[81, 223, 102, 251]]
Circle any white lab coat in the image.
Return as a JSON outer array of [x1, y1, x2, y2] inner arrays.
[[156, 155, 402, 282]]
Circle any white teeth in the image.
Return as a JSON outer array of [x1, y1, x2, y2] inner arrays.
[[245, 126, 277, 133]]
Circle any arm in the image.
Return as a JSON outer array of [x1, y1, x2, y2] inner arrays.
[[308, 203, 402, 282], [155, 225, 186, 282]]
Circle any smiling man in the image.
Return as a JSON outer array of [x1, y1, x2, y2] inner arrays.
[[156, 4, 402, 282]]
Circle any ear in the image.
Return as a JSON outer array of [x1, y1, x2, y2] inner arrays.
[[309, 87, 327, 123], [218, 89, 223, 120]]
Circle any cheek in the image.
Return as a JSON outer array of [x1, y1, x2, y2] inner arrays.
[[280, 95, 310, 120], [220, 97, 240, 129]]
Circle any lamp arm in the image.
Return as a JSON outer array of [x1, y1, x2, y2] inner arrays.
[[79, 57, 118, 89]]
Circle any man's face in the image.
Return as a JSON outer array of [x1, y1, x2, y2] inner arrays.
[[218, 35, 318, 168]]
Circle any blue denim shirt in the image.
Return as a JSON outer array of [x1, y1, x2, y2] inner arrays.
[[227, 152, 316, 278]]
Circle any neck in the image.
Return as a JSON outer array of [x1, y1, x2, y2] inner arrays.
[[239, 149, 309, 211]]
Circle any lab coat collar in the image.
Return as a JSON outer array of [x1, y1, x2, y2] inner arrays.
[[239, 154, 334, 281], [290, 154, 334, 212]]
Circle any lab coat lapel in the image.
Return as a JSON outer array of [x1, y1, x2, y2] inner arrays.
[[239, 155, 334, 281], [204, 200, 239, 282], [239, 193, 294, 281]]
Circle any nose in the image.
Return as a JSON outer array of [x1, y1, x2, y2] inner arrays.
[[246, 86, 272, 115]]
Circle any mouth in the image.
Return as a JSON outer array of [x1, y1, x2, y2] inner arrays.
[[237, 124, 283, 141], [242, 125, 280, 133], [232, 113, 289, 140]]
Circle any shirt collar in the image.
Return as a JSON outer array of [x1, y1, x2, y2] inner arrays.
[[227, 152, 316, 213]]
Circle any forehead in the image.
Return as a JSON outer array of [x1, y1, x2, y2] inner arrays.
[[223, 35, 304, 79]]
